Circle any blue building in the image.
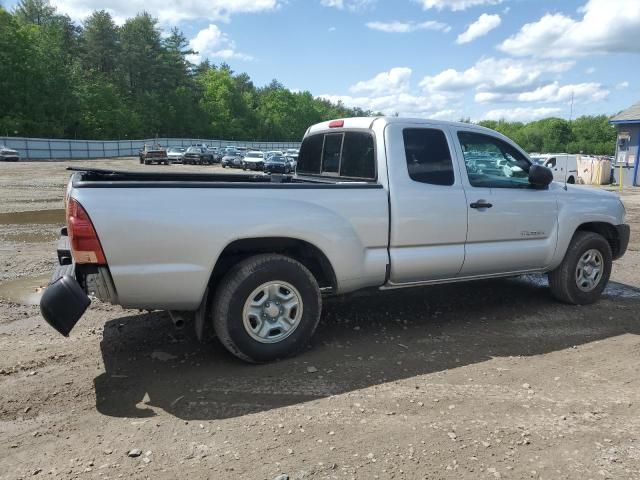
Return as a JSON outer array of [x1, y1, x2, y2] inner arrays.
[[610, 101, 640, 186]]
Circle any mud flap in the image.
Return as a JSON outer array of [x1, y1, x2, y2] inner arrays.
[[194, 286, 209, 342], [40, 275, 91, 336]]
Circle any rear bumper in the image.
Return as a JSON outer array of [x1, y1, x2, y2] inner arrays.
[[614, 224, 630, 260]]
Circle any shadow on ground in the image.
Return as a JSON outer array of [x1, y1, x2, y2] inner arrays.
[[94, 274, 640, 420]]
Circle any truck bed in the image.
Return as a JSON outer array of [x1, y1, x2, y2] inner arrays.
[[66, 167, 390, 310]]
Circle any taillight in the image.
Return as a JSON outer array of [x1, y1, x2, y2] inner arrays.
[[329, 119, 344, 128], [67, 198, 107, 265]]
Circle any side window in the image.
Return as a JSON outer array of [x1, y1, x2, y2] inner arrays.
[[297, 131, 376, 180], [403, 128, 454, 186], [546, 157, 557, 168], [457, 131, 531, 189]]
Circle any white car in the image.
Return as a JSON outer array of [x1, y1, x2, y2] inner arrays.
[[242, 151, 265, 171], [0, 145, 20, 162], [167, 147, 186, 163]]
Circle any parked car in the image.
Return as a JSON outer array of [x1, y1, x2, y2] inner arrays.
[[264, 155, 293, 174], [265, 150, 283, 160], [242, 151, 265, 171], [139, 144, 169, 165], [0, 145, 20, 161], [221, 148, 244, 168], [167, 146, 186, 163], [530, 154, 578, 184], [284, 155, 297, 170], [40, 117, 629, 365], [207, 147, 222, 163], [183, 146, 214, 165]]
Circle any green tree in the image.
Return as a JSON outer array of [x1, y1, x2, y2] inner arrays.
[[81, 10, 119, 75]]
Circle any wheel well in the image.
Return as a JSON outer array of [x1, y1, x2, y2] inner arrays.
[[575, 222, 621, 258], [209, 237, 337, 293]]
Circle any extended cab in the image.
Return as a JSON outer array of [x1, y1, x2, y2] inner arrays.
[[40, 117, 630, 363]]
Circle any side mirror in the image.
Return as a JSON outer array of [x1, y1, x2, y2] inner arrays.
[[528, 164, 553, 188]]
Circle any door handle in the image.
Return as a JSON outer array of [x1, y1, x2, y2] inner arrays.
[[470, 201, 493, 209]]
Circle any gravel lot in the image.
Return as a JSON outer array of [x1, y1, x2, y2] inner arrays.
[[1, 158, 639, 480]]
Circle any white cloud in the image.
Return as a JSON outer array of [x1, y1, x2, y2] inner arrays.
[[420, 57, 574, 95], [51, 0, 279, 24], [416, 0, 503, 11], [350, 67, 413, 95], [475, 81, 609, 104], [187, 25, 252, 64], [321, 67, 455, 118], [482, 107, 562, 122], [328, 26, 337, 32], [585, 67, 596, 74], [320, 93, 455, 118], [320, 0, 376, 10], [498, 0, 640, 58], [456, 13, 501, 44], [616, 81, 630, 90], [366, 20, 450, 33], [517, 82, 609, 103]]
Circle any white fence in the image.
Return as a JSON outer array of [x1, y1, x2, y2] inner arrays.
[[0, 137, 301, 160]]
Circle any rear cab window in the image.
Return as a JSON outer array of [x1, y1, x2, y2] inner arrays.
[[402, 128, 455, 186], [297, 131, 376, 181]]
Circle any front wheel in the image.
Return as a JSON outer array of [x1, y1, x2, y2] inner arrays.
[[548, 231, 612, 305], [212, 254, 322, 363]]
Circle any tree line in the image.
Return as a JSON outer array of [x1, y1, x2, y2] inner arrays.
[[0, 0, 619, 153], [0, 0, 372, 141], [477, 117, 617, 156]]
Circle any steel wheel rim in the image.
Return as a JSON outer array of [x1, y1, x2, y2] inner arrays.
[[575, 248, 604, 292], [242, 281, 303, 344]]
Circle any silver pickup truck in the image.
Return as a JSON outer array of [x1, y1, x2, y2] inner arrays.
[[40, 117, 630, 363]]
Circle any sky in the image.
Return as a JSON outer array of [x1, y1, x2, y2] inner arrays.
[[10, 0, 640, 122]]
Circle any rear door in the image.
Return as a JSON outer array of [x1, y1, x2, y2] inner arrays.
[[386, 123, 468, 284], [453, 129, 559, 276]]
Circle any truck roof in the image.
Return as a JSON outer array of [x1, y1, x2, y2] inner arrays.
[[305, 116, 501, 137]]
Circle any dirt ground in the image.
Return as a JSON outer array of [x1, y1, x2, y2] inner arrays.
[[1, 158, 639, 480]]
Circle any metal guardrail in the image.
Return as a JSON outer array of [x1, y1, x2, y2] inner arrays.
[[0, 137, 301, 160]]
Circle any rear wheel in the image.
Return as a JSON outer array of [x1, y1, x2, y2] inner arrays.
[[567, 176, 575, 184], [212, 254, 322, 363], [548, 231, 612, 305]]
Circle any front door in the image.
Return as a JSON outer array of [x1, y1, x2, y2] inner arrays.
[[454, 130, 558, 276]]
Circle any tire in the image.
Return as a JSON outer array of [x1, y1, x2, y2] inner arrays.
[[212, 254, 322, 363], [144, 160, 150, 165], [548, 231, 612, 305], [567, 176, 575, 184]]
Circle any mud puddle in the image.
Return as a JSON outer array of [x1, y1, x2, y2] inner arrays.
[[0, 209, 65, 225], [0, 275, 50, 305]]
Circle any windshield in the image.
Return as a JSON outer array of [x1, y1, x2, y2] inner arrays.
[[169, 147, 185, 153], [186, 147, 200, 153], [246, 152, 263, 158], [269, 156, 285, 163]]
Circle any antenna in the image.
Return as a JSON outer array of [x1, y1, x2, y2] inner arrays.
[[564, 91, 575, 190]]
